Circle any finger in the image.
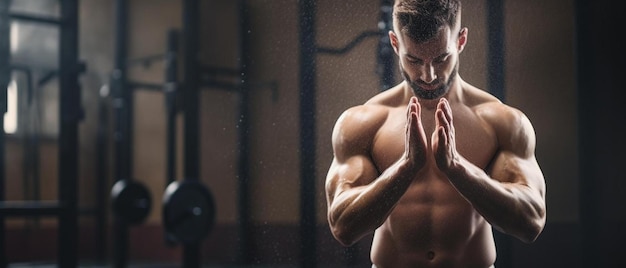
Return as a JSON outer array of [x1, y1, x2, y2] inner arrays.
[[413, 102, 428, 157], [437, 99, 454, 137], [438, 126, 447, 147], [406, 97, 417, 122], [408, 99, 427, 157], [438, 98, 453, 124], [405, 100, 418, 157], [436, 109, 450, 134], [434, 126, 448, 169], [413, 98, 420, 122]]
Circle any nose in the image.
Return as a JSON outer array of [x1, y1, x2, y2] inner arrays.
[[420, 64, 437, 84]]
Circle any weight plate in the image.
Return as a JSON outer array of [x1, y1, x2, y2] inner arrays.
[[163, 180, 215, 244], [111, 179, 152, 225]]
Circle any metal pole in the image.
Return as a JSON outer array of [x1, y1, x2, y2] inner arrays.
[[182, 0, 201, 266], [163, 29, 179, 247], [299, 1, 317, 267], [378, 0, 395, 91], [165, 29, 178, 186], [487, 0, 506, 101], [58, 0, 82, 266], [237, 0, 252, 264], [96, 87, 109, 263], [183, 0, 200, 182], [112, 0, 130, 266], [0, 1, 10, 266]]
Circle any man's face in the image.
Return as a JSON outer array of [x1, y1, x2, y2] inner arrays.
[[391, 26, 463, 100]]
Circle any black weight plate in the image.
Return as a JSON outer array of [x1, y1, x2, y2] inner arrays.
[[163, 180, 215, 244], [111, 179, 152, 225]]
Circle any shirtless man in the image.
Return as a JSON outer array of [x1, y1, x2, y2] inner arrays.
[[324, 0, 547, 267]]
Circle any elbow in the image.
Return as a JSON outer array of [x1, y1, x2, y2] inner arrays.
[[498, 207, 546, 243], [518, 211, 546, 244], [329, 213, 363, 246], [518, 221, 543, 243], [330, 224, 358, 247]]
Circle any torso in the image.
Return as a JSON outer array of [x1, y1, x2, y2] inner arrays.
[[366, 82, 501, 267]]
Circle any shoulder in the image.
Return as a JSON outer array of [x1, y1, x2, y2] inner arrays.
[[462, 84, 537, 154], [332, 84, 404, 141], [476, 100, 537, 156], [331, 102, 390, 160], [332, 104, 389, 144]]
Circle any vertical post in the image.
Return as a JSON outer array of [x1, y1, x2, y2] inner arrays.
[[182, 0, 201, 266], [237, 0, 252, 264], [112, 0, 130, 266], [486, 0, 510, 267], [182, 0, 199, 182], [163, 29, 179, 246], [165, 29, 178, 186], [299, 1, 317, 267], [58, 0, 81, 266], [96, 86, 109, 263], [377, 0, 395, 91], [487, 0, 506, 101], [0, 1, 9, 267]]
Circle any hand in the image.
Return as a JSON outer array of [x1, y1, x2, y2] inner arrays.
[[432, 98, 458, 171], [403, 97, 429, 173]]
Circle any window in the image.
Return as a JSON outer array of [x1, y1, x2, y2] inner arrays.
[[4, 0, 61, 138], [3, 79, 17, 134]]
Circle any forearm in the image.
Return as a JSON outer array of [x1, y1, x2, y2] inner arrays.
[[329, 160, 415, 246], [445, 157, 546, 243]]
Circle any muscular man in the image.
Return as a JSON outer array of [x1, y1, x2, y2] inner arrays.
[[324, 0, 546, 267]]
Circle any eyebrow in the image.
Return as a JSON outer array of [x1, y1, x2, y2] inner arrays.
[[405, 52, 450, 62]]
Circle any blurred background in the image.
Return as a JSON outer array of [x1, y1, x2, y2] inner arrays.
[[0, 0, 624, 267]]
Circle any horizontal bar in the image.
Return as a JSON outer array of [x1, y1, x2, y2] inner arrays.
[[10, 12, 62, 25], [128, 81, 163, 91], [0, 201, 64, 217], [78, 207, 97, 215], [317, 30, 382, 55], [199, 64, 242, 77], [127, 54, 165, 68], [201, 79, 241, 92]]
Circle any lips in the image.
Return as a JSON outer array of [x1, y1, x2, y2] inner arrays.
[[417, 83, 439, 91]]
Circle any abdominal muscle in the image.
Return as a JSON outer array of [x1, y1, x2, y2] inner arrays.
[[370, 172, 497, 268]]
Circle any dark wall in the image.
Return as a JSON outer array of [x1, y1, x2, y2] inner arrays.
[[577, 0, 626, 267]]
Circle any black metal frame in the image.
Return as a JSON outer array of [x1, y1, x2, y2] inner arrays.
[[181, 1, 201, 267], [109, 0, 184, 267], [182, 0, 274, 265], [298, 2, 317, 267], [236, 0, 252, 264], [0, 0, 82, 267], [111, 0, 131, 266]]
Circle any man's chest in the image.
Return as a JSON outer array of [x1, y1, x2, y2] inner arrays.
[[370, 108, 498, 172]]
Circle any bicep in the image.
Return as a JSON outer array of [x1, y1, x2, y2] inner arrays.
[[325, 154, 379, 205], [488, 110, 545, 196], [489, 151, 544, 194], [325, 106, 383, 204]]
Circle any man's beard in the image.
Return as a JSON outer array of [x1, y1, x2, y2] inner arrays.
[[400, 63, 458, 100]]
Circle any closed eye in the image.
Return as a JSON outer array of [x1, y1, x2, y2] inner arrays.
[[433, 54, 449, 64]]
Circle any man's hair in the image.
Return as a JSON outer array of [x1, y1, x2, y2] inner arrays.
[[393, 0, 461, 43]]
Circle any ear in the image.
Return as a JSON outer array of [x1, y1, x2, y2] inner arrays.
[[457, 27, 468, 53], [389, 31, 400, 55]]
